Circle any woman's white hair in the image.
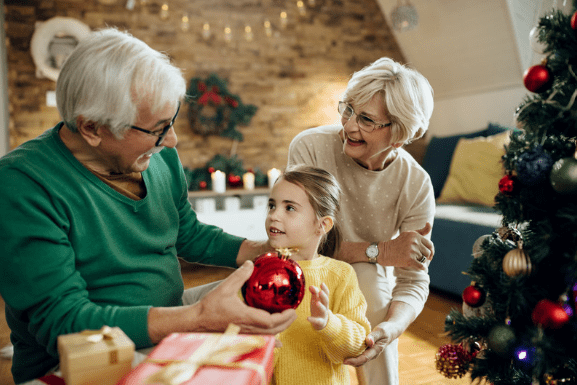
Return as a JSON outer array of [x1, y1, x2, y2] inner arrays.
[[56, 28, 186, 137], [342, 57, 434, 145]]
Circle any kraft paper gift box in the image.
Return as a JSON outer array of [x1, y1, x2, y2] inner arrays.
[[57, 326, 135, 385], [117, 324, 274, 385]]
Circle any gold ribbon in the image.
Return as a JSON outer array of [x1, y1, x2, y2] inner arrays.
[[81, 326, 118, 364], [144, 324, 267, 385]]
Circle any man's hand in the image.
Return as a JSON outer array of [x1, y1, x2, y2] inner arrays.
[[381, 222, 434, 270], [197, 260, 297, 335], [148, 261, 297, 344]]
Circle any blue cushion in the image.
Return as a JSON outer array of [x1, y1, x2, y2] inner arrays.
[[422, 123, 511, 198]]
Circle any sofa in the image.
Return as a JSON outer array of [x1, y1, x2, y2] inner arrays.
[[404, 123, 512, 298]]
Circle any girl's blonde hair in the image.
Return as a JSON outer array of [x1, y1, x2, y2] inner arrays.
[[280, 165, 342, 258]]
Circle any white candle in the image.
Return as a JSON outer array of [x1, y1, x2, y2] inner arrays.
[[211, 170, 226, 193], [243, 172, 255, 190], [267, 168, 281, 189]]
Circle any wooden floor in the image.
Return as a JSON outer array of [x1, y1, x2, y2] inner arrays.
[[0, 262, 473, 385]]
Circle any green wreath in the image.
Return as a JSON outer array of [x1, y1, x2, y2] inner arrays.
[[185, 74, 257, 141]]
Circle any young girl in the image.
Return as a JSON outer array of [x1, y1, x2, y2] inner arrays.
[[266, 165, 371, 385]]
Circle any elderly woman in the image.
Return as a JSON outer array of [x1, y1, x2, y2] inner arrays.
[[287, 57, 435, 385]]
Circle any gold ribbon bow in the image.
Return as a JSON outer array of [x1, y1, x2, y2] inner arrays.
[[144, 324, 267, 385], [81, 325, 118, 364]]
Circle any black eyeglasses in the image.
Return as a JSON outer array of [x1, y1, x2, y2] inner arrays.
[[338, 101, 392, 133], [130, 102, 181, 146]]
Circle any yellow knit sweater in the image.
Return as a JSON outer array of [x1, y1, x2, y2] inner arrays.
[[272, 256, 371, 385]]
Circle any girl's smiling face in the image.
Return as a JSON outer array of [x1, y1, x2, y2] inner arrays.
[[265, 178, 325, 261]]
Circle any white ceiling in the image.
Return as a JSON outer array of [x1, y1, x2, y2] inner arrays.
[[375, 0, 569, 100]]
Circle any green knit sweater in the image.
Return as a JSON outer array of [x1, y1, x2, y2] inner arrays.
[[0, 124, 244, 383]]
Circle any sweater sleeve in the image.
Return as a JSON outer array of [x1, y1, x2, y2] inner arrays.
[[391, 161, 435, 316], [171, 152, 244, 268], [316, 264, 371, 363]]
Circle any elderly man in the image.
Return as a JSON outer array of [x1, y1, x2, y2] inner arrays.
[[0, 28, 295, 384]]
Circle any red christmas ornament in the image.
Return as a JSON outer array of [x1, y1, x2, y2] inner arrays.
[[199, 180, 207, 189], [531, 299, 569, 329], [523, 64, 552, 93], [571, 11, 577, 30], [242, 251, 306, 313], [499, 175, 517, 195], [435, 343, 474, 379], [208, 167, 215, 174], [462, 285, 486, 308]]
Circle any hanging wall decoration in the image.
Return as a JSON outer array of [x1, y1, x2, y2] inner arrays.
[[30, 17, 92, 82], [185, 73, 257, 141]]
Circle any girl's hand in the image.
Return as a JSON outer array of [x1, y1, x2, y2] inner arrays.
[[307, 283, 330, 330]]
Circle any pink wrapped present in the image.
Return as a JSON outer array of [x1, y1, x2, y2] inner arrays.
[[118, 324, 274, 385]]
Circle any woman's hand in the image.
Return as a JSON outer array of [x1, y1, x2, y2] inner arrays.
[[343, 321, 402, 366], [382, 222, 434, 270], [343, 301, 415, 366], [307, 283, 330, 330]]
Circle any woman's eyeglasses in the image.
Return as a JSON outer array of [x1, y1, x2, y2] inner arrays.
[[338, 101, 391, 133]]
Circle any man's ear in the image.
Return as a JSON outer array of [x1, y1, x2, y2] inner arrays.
[[319, 216, 334, 235], [76, 116, 103, 147], [392, 142, 403, 149]]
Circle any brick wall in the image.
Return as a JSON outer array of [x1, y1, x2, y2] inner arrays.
[[5, 0, 404, 174]]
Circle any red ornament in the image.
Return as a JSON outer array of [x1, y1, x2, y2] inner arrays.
[[228, 173, 242, 188], [523, 64, 551, 93], [242, 252, 306, 313], [499, 175, 517, 195], [199, 180, 207, 189], [531, 299, 569, 329], [435, 343, 474, 379], [462, 285, 486, 308], [208, 167, 215, 174], [571, 11, 577, 30]]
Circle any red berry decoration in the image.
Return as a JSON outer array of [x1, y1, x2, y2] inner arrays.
[[462, 285, 486, 308], [227, 173, 242, 188], [242, 251, 306, 313], [531, 299, 569, 329], [435, 343, 474, 379], [523, 64, 552, 93], [571, 11, 577, 30], [499, 175, 517, 195]]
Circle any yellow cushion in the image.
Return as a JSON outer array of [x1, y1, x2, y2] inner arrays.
[[437, 131, 510, 207]]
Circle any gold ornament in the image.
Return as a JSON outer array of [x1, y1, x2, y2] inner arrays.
[[502, 248, 532, 277]]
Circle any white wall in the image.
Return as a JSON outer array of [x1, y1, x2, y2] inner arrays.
[[429, 86, 527, 136]]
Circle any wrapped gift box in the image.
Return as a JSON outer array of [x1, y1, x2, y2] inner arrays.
[[118, 325, 274, 385], [57, 326, 135, 385]]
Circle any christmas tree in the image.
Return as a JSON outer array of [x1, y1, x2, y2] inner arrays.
[[437, 9, 577, 385]]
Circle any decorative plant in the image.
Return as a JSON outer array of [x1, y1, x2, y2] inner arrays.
[[185, 73, 257, 141]]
